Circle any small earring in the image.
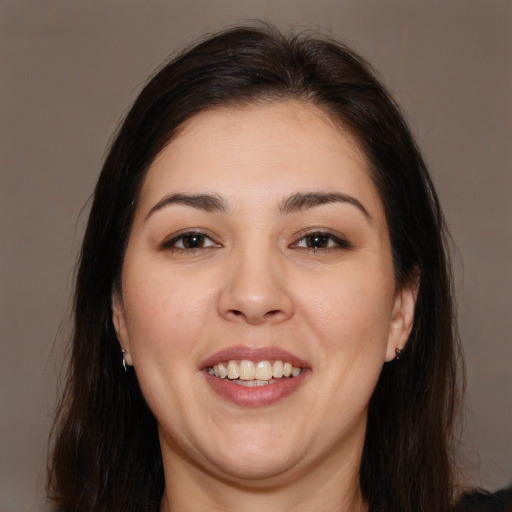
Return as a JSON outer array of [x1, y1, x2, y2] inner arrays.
[[395, 347, 402, 361], [121, 348, 128, 372]]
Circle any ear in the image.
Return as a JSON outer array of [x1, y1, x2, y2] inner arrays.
[[385, 275, 418, 362], [112, 290, 133, 366]]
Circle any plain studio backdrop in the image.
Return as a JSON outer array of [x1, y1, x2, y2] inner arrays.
[[1, 1, 511, 510]]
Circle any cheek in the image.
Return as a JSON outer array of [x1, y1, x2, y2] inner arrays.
[[120, 267, 221, 435], [299, 264, 394, 412], [122, 266, 218, 363], [302, 267, 394, 348]]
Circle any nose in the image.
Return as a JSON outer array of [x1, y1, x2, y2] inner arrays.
[[218, 248, 294, 325]]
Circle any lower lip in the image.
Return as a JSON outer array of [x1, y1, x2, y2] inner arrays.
[[203, 371, 309, 407]]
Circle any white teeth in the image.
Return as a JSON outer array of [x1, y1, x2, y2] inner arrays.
[[208, 359, 302, 382], [291, 366, 301, 377], [239, 360, 255, 380], [218, 362, 227, 378], [255, 360, 273, 380], [227, 360, 239, 379], [235, 379, 270, 387], [235, 379, 254, 387], [272, 360, 284, 378]]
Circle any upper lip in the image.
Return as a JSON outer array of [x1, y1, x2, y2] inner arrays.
[[199, 345, 309, 370]]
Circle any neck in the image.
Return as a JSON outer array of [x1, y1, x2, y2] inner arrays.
[[159, 438, 368, 512]]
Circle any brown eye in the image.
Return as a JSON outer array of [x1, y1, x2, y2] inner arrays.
[[181, 233, 207, 248], [293, 232, 351, 251], [305, 233, 330, 249], [163, 231, 220, 251]]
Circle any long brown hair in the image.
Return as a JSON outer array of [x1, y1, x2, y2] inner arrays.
[[48, 24, 463, 511]]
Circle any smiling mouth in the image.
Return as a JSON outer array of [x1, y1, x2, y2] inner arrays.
[[206, 360, 302, 387]]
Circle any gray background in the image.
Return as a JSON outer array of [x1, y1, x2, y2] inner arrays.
[[1, 1, 511, 510]]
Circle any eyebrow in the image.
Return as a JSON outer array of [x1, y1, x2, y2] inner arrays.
[[279, 192, 372, 222], [145, 193, 226, 221], [145, 191, 371, 223]]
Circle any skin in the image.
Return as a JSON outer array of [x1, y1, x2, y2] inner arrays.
[[112, 100, 416, 512]]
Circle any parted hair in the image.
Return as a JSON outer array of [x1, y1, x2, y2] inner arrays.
[[48, 23, 463, 512]]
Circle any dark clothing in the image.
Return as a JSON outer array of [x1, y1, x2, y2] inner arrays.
[[455, 486, 512, 512]]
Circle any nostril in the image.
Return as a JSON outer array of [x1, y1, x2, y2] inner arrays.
[[229, 309, 280, 319]]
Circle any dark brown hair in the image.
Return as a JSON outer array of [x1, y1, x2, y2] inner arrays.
[[48, 24, 463, 512]]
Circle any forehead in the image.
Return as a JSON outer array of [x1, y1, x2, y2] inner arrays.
[[139, 100, 384, 223]]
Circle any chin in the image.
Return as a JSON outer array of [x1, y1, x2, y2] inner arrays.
[[196, 429, 305, 483], [209, 452, 300, 484]]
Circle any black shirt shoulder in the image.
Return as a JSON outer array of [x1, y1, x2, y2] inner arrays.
[[454, 486, 512, 512]]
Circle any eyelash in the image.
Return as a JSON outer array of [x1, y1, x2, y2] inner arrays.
[[160, 231, 220, 252], [160, 230, 351, 253], [291, 231, 352, 252]]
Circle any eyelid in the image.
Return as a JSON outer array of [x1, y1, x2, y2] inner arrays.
[[160, 229, 222, 250], [290, 229, 352, 250]]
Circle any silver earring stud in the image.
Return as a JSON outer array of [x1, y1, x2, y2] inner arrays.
[[122, 348, 128, 372]]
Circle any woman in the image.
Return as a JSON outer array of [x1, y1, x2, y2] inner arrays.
[[47, 24, 508, 512]]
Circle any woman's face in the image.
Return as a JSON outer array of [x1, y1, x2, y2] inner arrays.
[[113, 101, 415, 484]]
